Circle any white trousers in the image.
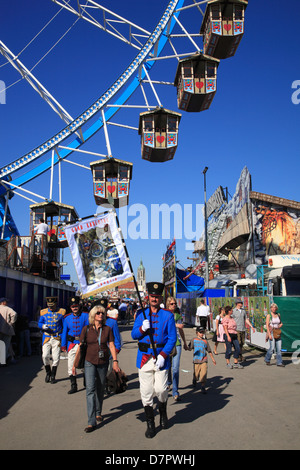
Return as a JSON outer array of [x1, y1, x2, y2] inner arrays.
[[42, 337, 61, 367], [138, 357, 168, 407], [68, 344, 79, 376]]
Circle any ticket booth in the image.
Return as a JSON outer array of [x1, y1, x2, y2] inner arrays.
[[174, 53, 220, 112], [139, 107, 181, 162], [200, 0, 248, 59], [90, 157, 133, 207]]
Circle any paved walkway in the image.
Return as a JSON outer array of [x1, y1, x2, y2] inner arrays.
[[0, 324, 299, 451]]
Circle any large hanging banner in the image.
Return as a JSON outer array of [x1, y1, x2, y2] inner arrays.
[[64, 210, 133, 298]]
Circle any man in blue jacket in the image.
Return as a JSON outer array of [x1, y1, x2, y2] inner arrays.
[[61, 296, 89, 394], [131, 282, 177, 438], [38, 296, 65, 384]]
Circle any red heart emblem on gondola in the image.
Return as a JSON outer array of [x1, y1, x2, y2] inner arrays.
[[195, 81, 204, 89], [107, 185, 116, 194], [156, 136, 165, 143], [224, 24, 232, 31]]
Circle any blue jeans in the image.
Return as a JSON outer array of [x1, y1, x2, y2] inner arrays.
[[224, 334, 240, 360], [167, 345, 182, 397], [84, 360, 108, 426], [265, 338, 283, 365]]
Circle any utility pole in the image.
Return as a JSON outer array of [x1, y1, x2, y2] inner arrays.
[[203, 167, 209, 291]]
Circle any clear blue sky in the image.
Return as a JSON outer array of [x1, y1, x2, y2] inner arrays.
[[0, 0, 299, 287]]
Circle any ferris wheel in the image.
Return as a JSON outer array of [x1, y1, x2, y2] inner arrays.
[[0, 0, 248, 239]]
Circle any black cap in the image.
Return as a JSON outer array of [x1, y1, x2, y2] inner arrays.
[[146, 282, 164, 296], [196, 326, 205, 333], [46, 296, 58, 304], [70, 296, 81, 306], [92, 298, 108, 309]]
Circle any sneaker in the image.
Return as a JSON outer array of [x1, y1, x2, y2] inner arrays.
[[277, 363, 285, 368], [227, 363, 233, 369], [173, 395, 181, 402], [234, 363, 244, 369]]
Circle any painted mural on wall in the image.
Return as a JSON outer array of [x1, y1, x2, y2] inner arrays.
[[204, 166, 252, 268], [252, 201, 300, 265]]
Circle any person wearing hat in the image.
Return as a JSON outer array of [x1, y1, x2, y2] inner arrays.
[[61, 296, 89, 394], [232, 299, 255, 362], [38, 297, 65, 383], [131, 282, 177, 439], [188, 326, 216, 394]]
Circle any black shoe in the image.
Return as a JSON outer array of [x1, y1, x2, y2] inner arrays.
[[158, 401, 168, 429], [50, 366, 57, 384], [84, 425, 96, 433], [68, 375, 78, 394], [144, 406, 156, 438], [45, 365, 51, 383]]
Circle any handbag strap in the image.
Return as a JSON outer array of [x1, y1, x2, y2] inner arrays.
[[97, 327, 102, 347], [83, 325, 89, 343]]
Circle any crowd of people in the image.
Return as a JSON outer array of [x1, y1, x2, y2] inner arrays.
[[0, 288, 286, 437]]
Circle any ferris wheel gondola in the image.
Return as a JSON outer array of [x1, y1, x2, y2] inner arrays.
[[174, 53, 220, 113], [90, 157, 133, 208], [200, 0, 248, 60], [138, 107, 182, 163]]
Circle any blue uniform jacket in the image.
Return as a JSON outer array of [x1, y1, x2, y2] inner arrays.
[[131, 307, 177, 370], [38, 308, 65, 345], [106, 317, 122, 352], [61, 311, 89, 351]]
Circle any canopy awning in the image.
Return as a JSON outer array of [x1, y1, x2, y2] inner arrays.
[[218, 204, 250, 255], [176, 268, 205, 293]]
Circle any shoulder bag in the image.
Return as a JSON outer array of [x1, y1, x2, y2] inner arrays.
[[273, 328, 281, 340], [74, 326, 89, 369], [272, 314, 282, 340]]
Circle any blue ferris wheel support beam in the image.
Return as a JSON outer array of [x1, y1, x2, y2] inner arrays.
[[0, 0, 187, 191]]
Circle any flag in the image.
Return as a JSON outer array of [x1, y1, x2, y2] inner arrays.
[[183, 259, 206, 280], [64, 210, 133, 298]]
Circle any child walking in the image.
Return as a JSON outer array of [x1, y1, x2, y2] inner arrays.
[[188, 327, 216, 393]]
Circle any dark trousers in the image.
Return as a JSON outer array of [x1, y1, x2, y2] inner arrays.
[[199, 317, 208, 330]]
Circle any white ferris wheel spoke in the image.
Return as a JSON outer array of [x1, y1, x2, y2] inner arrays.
[[0, 40, 74, 126], [50, 0, 151, 50]]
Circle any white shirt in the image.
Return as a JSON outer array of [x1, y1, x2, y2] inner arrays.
[[196, 304, 210, 317], [36, 223, 49, 235]]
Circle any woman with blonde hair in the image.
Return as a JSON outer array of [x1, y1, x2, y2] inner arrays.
[[265, 303, 285, 367], [73, 304, 120, 433]]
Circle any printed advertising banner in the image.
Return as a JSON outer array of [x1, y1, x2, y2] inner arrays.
[[65, 211, 133, 298]]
